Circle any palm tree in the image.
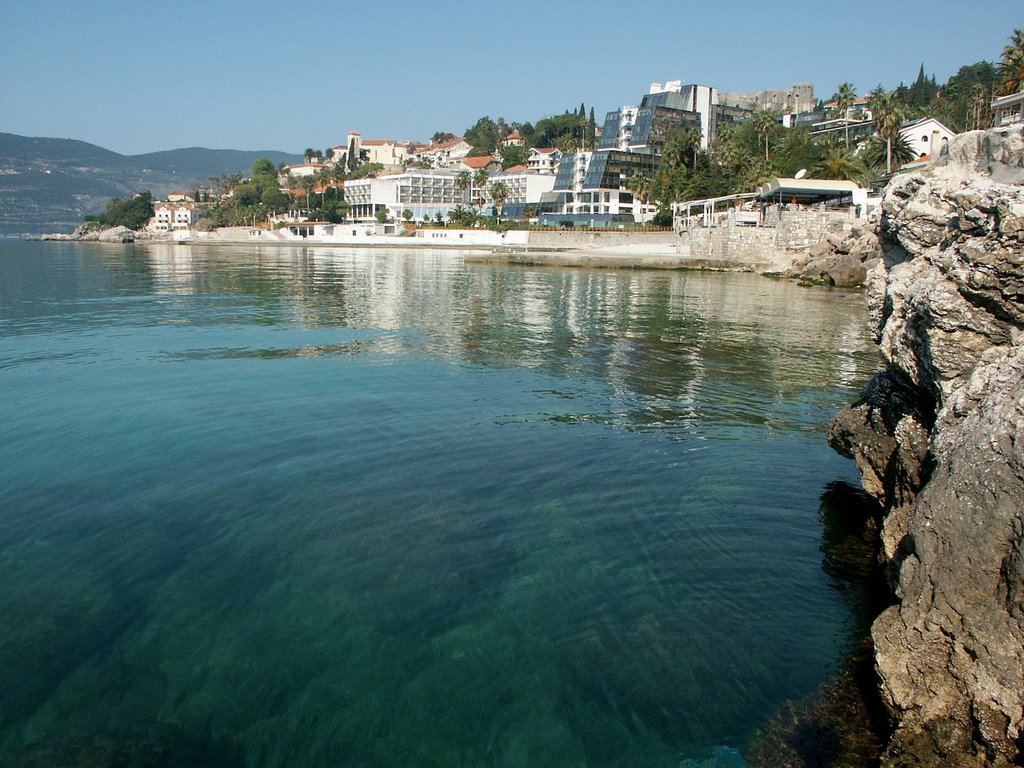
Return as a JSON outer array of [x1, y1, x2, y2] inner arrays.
[[455, 170, 471, 204], [489, 181, 509, 220], [750, 109, 777, 162], [681, 127, 702, 171], [862, 134, 916, 173], [997, 28, 1024, 95], [833, 83, 857, 148], [472, 169, 490, 209], [626, 173, 651, 223], [811, 143, 869, 185], [300, 175, 315, 209], [303, 148, 316, 163], [871, 89, 908, 174], [448, 205, 471, 227]]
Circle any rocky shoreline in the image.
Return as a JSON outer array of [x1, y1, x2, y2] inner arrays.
[[829, 125, 1024, 767]]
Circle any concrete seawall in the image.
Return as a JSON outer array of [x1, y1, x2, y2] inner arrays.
[[130, 207, 865, 274]]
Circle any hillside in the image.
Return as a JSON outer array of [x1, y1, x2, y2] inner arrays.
[[0, 133, 301, 234]]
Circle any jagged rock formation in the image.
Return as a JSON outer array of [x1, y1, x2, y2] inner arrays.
[[782, 227, 883, 287], [829, 125, 1024, 767]]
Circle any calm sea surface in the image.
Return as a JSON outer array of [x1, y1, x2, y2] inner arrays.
[[0, 240, 878, 767]]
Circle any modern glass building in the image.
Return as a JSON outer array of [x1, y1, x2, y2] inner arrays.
[[548, 81, 754, 225]]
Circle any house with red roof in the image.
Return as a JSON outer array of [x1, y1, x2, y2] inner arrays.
[[527, 147, 562, 175], [413, 136, 472, 168], [454, 156, 500, 173]]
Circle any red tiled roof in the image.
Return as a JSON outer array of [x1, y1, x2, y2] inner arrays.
[[419, 136, 466, 152], [532, 147, 558, 154], [503, 164, 528, 172], [461, 156, 495, 169]]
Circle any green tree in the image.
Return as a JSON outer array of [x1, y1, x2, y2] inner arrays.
[[472, 169, 489, 208], [532, 111, 584, 149], [500, 143, 528, 169], [774, 127, 823, 177], [626, 174, 651, 222], [86, 191, 155, 230], [871, 88, 909, 174], [261, 185, 288, 211], [861, 134, 916, 172], [232, 183, 260, 207], [448, 205, 472, 227], [936, 62, 998, 131], [251, 158, 277, 178], [455, 170, 471, 203], [347, 138, 359, 172], [811, 142, 869, 185], [832, 82, 857, 148], [300, 175, 315, 208], [402, 209, 414, 223], [997, 28, 1024, 95], [464, 116, 499, 155], [489, 181, 509, 219], [749, 109, 777, 161]]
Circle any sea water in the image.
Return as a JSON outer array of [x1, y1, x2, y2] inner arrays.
[[0, 241, 878, 767]]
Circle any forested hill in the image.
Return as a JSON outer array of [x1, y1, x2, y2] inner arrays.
[[0, 133, 301, 234]]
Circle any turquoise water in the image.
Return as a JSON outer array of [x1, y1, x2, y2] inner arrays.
[[0, 241, 876, 767]]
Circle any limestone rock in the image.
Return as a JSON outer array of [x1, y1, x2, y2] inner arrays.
[[829, 126, 1024, 767], [97, 226, 135, 243]]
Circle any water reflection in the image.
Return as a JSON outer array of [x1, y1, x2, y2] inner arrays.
[[0, 241, 880, 768], [135, 243, 877, 438]]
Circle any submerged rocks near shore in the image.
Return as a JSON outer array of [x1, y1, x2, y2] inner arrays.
[[782, 228, 883, 288], [829, 125, 1024, 767], [39, 223, 182, 243]]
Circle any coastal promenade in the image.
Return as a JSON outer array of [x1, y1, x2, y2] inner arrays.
[[161, 205, 865, 276]]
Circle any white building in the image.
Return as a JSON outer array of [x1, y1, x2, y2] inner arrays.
[[527, 147, 561, 174], [454, 156, 500, 174], [149, 203, 202, 232], [329, 132, 416, 173], [992, 92, 1024, 128], [899, 117, 956, 159], [412, 137, 473, 168], [344, 169, 470, 221], [283, 162, 327, 179], [483, 169, 556, 213]]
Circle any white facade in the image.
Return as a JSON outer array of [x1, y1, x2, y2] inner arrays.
[[899, 117, 956, 159], [358, 139, 415, 167], [345, 170, 470, 221], [413, 138, 472, 168], [149, 203, 201, 232], [484, 171, 556, 205], [284, 163, 327, 179], [330, 132, 414, 172], [527, 147, 561, 174], [992, 92, 1024, 128], [677, 84, 717, 150]]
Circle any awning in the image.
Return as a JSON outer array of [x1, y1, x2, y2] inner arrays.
[[755, 177, 860, 203]]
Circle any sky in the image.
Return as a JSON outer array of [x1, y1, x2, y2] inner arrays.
[[2, 0, 1019, 156]]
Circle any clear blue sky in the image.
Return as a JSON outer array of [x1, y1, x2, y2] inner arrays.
[[2, 0, 1018, 155]]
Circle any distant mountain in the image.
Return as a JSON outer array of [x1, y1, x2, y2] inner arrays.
[[0, 133, 302, 234]]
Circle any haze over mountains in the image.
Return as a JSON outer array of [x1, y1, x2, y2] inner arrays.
[[0, 132, 301, 234]]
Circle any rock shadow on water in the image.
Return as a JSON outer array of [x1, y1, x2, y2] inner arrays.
[[746, 480, 892, 768], [11, 723, 244, 768]]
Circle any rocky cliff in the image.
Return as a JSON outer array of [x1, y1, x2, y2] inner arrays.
[[829, 125, 1024, 766]]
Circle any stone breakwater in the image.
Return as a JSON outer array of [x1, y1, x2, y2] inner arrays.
[[828, 125, 1024, 767]]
